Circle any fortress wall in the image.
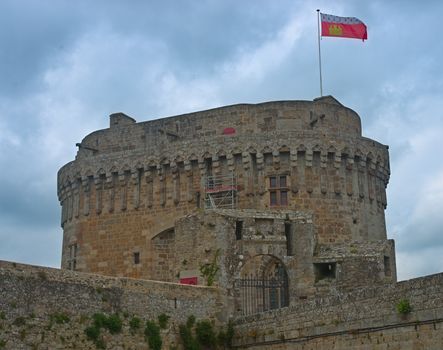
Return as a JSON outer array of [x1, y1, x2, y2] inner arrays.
[[0, 260, 228, 350], [57, 99, 391, 279], [233, 273, 443, 349]]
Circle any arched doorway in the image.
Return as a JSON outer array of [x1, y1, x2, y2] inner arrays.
[[236, 255, 289, 316]]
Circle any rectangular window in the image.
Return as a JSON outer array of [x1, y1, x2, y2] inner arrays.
[[269, 176, 289, 206], [134, 252, 140, 265], [314, 263, 336, 282]]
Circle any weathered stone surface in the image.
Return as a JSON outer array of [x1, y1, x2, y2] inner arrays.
[[0, 260, 226, 349]]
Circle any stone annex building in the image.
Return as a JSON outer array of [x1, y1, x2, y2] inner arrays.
[[1, 96, 443, 349]]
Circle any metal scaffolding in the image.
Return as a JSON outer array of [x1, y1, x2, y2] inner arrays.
[[204, 172, 237, 209]]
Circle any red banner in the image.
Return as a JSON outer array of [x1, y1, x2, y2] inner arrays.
[[321, 13, 367, 41], [180, 277, 198, 285]]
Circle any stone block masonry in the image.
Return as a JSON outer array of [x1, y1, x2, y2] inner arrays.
[[233, 272, 443, 349], [0, 260, 229, 349]]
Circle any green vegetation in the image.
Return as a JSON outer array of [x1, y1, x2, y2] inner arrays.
[[85, 325, 100, 341], [145, 320, 162, 350], [397, 299, 412, 314], [186, 315, 196, 329], [217, 320, 234, 349], [51, 312, 70, 324], [85, 313, 122, 349], [129, 316, 141, 333], [179, 324, 200, 350], [158, 313, 170, 329], [0, 339, 6, 349], [179, 315, 234, 350], [199, 249, 220, 286], [0, 312, 5, 320], [105, 314, 122, 334], [195, 320, 216, 348]]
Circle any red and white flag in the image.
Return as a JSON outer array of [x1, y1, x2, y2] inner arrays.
[[321, 13, 367, 41]]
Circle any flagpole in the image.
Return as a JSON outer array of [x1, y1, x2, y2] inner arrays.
[[316, 9, 323, 97]]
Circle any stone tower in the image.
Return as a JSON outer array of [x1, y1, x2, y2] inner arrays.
[[58, 96, 394, 302]]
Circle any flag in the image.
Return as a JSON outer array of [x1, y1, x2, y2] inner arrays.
[[321, 13, 367, 41]]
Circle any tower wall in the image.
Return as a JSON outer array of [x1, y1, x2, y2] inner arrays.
[[57, 97, 390, 279]]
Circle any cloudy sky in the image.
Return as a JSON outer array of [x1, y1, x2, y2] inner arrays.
[[0, 0, 442, 281]]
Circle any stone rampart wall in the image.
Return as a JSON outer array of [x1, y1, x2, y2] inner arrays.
[[233, 273, 443, 349], [0, 261, 229, 349]]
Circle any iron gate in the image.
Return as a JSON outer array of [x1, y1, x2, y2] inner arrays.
[[237, 268, 289, 316]]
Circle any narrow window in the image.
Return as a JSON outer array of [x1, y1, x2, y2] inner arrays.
[[285, 222, 293, 256], [384, 256, 391, 277], [269, 175, 288, 206], [134, 252, 140, 265], [196, 192, 201, 208], [67, 243, 78, 271], [235, 220, 243, 240]]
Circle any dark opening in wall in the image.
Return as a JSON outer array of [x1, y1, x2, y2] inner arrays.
[[196, 192, 201, 208], [285, 222, 294, 256], [314, 262, 336, 282], [384, 256, 391, 277], [235, 220, 243, 240], [134, 252, 140, 265]]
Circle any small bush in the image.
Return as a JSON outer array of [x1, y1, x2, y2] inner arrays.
[[0, 339, 6, 349], [158, 313, 170, 329], [129, 316, 141, 332], [85, 325, 100, 342], [0, 312, 5, 320], [145, 320, 162, 350], [195, 320, 216, 348], [397, 299, 412, 314], [104, 314, 122, 334], [92, 313, 107, 328]]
